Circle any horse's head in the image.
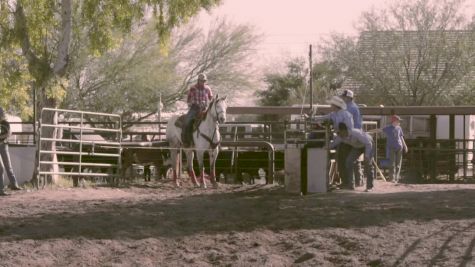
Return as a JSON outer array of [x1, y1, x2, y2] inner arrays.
[[210, 94, 227, 124]]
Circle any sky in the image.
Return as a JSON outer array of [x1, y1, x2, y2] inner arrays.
[[198, 0, 475, 61], [196, 0, 389, 105], [196, 0, 475, 106], [198, 0, 387, 60]]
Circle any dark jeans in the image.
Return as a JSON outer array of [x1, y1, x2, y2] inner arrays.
[[346, 144, 375, 190], [337, 143, 351, 185], [0, 143, 18, 190], [354, 161, 363, 186], [182, 104, 200, 145]]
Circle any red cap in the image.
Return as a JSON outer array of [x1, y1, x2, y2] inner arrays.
[[390, 115, 402, 123]]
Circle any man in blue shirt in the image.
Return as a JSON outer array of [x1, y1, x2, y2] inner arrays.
[[311, 96, 354, 189], [341, 89, 364, 187], [341, 89, 362, 129], [331, 123, 375, 192]]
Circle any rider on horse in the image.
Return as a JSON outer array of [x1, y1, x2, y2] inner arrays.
[[182, 73, 213, 147]]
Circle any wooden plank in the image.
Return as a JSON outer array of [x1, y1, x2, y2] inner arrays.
[[227, 106, 475, 115]]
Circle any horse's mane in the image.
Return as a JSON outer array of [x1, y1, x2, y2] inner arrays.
[[203, 97, 216, 120]]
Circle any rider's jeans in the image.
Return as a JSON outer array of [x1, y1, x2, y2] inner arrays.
[[183, 104, 201, 143]]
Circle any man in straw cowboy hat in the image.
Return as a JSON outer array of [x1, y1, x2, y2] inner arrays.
[[311, 95, 355, 189], [182, 73, 213, 147]]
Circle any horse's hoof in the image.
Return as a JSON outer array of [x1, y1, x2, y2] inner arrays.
[[201, 183, 207, 189], [174, 181, 181, 187]]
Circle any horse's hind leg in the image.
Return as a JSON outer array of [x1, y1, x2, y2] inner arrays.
[[185, 149, 199, 186]]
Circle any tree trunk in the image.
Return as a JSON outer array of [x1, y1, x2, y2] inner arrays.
[[19, 0, 72, 186], [31, 88, 59, 187]]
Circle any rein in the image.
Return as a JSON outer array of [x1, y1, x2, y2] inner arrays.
[[197, 99, 222, 149]]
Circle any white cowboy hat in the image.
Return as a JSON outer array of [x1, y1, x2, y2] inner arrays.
[[326, 96, 347, 110]]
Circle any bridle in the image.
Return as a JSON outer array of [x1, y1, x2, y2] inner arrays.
[[199, 98, 226, 149], [211, 98, 225, 123]]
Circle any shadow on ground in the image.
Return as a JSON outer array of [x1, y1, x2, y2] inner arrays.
[[1, 185, 475, 241]]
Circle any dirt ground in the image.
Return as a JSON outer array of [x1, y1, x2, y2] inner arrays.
[[1, 179, 475, 267]]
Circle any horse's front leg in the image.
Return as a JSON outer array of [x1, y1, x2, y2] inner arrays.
[[209, 148, 219, 187], [170, 149, 180, 187], [196, 149, 207, 189], [185, 149, 199, 186]]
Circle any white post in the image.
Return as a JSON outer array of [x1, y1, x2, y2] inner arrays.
[[158, 93, 163, 140]]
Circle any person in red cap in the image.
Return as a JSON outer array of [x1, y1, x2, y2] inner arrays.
[[382, 115, 408, 183]]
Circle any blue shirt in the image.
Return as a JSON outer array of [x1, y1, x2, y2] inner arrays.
[[316, 109, 354, 133], [346, 101, 362, 129], [330, 128, 374, 158], [383, 125, 404, 151]]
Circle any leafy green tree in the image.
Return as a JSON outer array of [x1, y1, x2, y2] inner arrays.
[[0, 0, 221, 184], [1, 0, 221, 115], [257, 58, 342, 124], [312, 61, 344, 102], [258, 58, 308, 107], [0, 49, 31, 118], [258, 58, 342, 107]]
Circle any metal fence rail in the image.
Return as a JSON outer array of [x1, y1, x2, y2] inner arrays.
[[27, 107, 475, 184], [37, 108, 122, 186]]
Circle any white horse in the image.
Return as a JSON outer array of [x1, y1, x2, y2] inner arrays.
[[166, 95, 227, 188]]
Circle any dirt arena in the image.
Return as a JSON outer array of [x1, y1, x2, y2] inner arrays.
[[1, 180, 475, 266]]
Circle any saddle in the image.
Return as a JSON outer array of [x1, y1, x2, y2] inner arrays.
[[174, 111, 206, 130], [175, 103, 213, 147]]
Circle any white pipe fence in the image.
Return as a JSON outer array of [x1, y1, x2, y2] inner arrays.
[[37, 108, 122, 185]]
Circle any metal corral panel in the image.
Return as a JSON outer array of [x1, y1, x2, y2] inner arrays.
[[9, 146, 36, 185], [285, 148, 302, 193]]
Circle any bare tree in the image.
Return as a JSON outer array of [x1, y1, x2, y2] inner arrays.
[[65, 18, 261, 123], [166, 18, 261, 106], [320, 0, 475, 106]]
